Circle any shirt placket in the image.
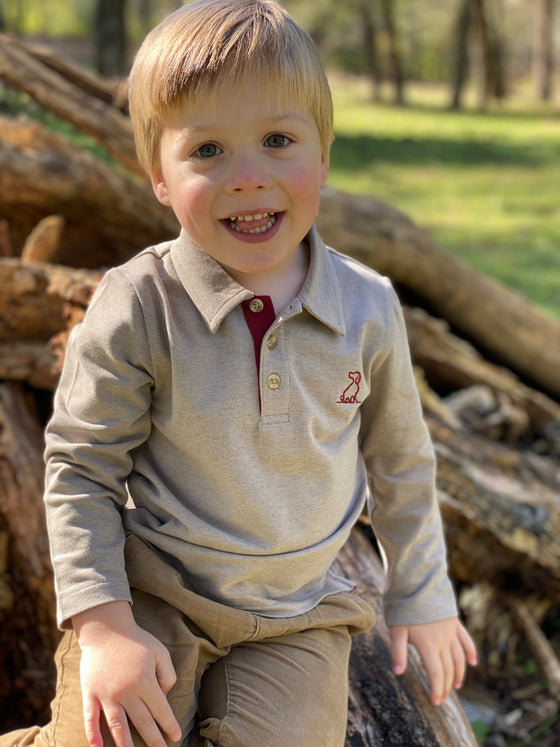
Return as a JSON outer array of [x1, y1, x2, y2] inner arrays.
[[259, 319, 290, 424], [242, 296, 301, 424]]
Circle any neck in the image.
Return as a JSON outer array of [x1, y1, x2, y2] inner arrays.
[[233, 242, 309, 312]]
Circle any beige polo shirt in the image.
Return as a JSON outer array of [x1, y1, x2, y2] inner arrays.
[[44, 226, 457, 629]]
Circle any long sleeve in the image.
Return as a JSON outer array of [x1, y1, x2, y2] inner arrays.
[[359, 289, 457, 627], [44, 270, 154, 628]]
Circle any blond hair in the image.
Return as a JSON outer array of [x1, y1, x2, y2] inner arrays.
[[128, 0, 333, 177]]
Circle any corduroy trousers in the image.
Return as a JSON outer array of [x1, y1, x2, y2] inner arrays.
[[0, 535, 374, 747]]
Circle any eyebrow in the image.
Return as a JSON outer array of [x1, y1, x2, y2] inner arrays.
[[182, 113, 312, 132]]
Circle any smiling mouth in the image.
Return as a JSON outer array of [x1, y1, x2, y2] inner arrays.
[[227, 212, 278, 235]]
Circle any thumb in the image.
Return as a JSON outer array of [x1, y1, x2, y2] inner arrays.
[[389, 625, 409, 676], [154, 645, 177, 695]]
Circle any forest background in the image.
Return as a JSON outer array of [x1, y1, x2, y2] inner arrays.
[[0, 0, 559, 320]]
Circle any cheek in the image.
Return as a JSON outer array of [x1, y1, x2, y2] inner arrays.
[[288, 164, 323, 206], [172, 177, 212, 227]]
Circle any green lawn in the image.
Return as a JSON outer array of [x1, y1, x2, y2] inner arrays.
[[327, 75, 560, 319]]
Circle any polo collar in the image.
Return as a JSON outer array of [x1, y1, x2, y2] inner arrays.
[[299, 226, 346, 336], [169, 226, 346, 336]]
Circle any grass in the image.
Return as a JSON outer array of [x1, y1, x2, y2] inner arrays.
[[327, 75, 560, 319]]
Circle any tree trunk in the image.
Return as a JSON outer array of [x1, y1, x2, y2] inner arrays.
[[469, 0, 504, 107], [378, 0, 405, 105], [357, 0, 382, 102], [533, 0, 555, 101], [95, 0, 128, 78], [450, 0, 471, 110]]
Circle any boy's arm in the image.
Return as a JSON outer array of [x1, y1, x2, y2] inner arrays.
[[73, 601, 182, 747], [45, 270, 154, 628], [389, 617, 477, 705], [359, 286, 477, 699], [359, 287, 457, 624]]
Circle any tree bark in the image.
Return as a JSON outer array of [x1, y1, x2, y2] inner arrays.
[[427, 417, 560, 601], [404, 307, 560, 438], [0, 33, 140, 176], [0, 383, 59, 729], [0, 116, 177, 265], [0, 258, 99, 341], [339, 527, 477, 746]]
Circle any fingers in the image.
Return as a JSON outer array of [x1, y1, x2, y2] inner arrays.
[[389, 625, 409, 676], [451, 635, 466, 691], [83, 696, 103, 747], [155, 645, 178, 695], [101, 702, 134, 747], [391, 618, 478, 707], [100, 686, 181, 747], [458, 621, 479, 668], [135, 687, 182, 745], [416, 644, 449, 706]]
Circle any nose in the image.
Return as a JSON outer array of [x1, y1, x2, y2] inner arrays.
[[225, 150, 272, 193]]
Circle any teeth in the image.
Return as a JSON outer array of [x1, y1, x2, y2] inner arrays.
[[235, 212, 270, 222], [229, 212, 277, 234]]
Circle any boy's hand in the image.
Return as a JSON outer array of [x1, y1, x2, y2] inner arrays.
[[389, 617, 477, 706], [73, 601, 182, 747]]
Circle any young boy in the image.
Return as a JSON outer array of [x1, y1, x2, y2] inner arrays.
[[2, 1, 476, 745]]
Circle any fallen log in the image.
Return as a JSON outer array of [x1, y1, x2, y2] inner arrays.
[[0, 116, 178, 266], [339, 527, 477, 746], [404, 307, 560, 439], [0, 33, 140, 176], [0, 257, 99, 341], [0, 340, 59, 391], [0, 383, 59, 729], [427, 417, 560, 600]]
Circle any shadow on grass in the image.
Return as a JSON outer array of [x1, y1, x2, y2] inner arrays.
[[330, 133, 544, 170]]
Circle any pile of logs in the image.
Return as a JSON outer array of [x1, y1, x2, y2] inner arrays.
[[1, 34, 560, 745]]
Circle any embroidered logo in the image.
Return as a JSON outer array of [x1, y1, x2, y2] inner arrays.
[[337, 371, 362, 404]]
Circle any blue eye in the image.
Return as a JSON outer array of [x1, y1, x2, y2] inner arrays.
[[196, 143, 222, 158], [265, 134, 289, 148]]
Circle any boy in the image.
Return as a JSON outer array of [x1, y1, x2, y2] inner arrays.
[[2, 1, 476, 745]]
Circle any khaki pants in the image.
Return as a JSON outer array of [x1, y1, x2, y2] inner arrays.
[[1, 536, 374, 747]]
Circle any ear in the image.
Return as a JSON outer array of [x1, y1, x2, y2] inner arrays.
[[320, 152, 330, 185], [151, 168, 171, 206]]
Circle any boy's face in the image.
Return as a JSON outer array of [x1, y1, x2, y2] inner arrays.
[[151, 81, 329, 287]]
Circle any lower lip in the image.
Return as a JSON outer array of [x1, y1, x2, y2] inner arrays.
[[221, 213, 284, 243]]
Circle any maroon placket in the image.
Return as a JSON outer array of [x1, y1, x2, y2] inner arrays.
[[241, 296, 276, 401]]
